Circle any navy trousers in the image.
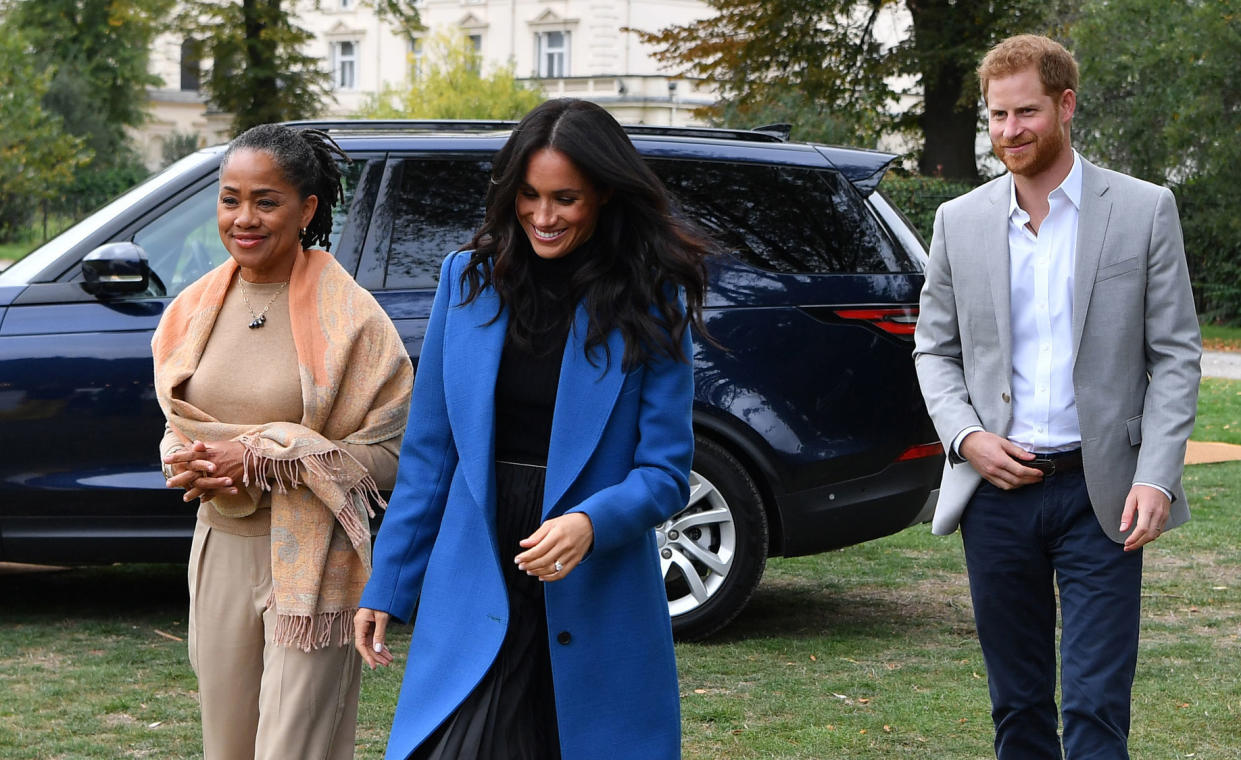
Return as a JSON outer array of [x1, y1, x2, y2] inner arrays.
[[960, 468, 1143, 760]]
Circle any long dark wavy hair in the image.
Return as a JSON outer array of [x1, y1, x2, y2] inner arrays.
[[462, 99, 711, 370], [221, 124, 350, 251]]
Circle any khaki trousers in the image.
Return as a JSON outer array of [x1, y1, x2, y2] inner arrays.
[[188, 522, 362, 760]]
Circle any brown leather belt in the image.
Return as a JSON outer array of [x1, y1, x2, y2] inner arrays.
[[1028, 448, 1083, 476]]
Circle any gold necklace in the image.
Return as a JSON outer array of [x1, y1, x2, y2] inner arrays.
[[239, 278, 288, 329]]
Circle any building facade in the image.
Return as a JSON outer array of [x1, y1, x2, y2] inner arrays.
[[138, 0, 717, 169]]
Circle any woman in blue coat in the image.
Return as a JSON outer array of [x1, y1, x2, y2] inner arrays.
[[354, 98, 711, 760]]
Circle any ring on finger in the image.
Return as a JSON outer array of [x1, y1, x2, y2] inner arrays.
[[554, 560, 564, 572]]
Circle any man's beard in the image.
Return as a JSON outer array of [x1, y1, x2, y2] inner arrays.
[[992, 117, 1066, 177]]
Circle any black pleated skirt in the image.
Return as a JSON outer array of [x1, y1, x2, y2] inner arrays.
[[410, 461, 561, 760]]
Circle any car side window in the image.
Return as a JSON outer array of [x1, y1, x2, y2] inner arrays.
[[649, 160, 914, 274], [383, 158, 490, 289], [132, 161, 363, 298]]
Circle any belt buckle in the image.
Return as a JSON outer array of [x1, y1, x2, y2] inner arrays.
[[1029, 457, 1056, 476]]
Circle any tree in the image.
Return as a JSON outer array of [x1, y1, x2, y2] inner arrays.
[[1072, 0, 1241, 323], [636, 0, 1074, 180], [1, 0, 169, 215], [0, 32, 89, 241], [181, 1, 423, 134], [357, 31, 544, 120]]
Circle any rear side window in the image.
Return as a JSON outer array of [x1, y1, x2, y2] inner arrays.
[[650, 160, 914, 274], [384, 158, 490, 289]]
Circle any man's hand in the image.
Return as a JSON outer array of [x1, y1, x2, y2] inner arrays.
[[1120, 484, 1171, 552], [959, 431, 1045, 490]]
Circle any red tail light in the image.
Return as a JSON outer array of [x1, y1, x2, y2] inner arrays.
[[896, 442, 944, 461], [833, 307, 918, 335]]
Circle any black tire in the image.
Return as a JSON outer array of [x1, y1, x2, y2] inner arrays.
[[660, 435, 768, 641]]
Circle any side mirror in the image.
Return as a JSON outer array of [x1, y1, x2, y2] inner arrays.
[[81, 242, 150, 297]]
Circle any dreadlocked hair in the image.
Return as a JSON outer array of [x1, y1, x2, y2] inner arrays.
[[462, 98, 712, 371], [221, 124, 351, 251]]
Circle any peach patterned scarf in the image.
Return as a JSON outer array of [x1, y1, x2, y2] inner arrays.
[[153, 248, 412, 650]]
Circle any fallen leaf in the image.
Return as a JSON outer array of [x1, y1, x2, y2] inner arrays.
[[809, 654, 817, 661], [693, 689, 707, 694], [958, 718, 968, 724], [826, 725, 836, 731], [859, 729, 867, 734], [857, 697, 871, 704], [883, 725, 892, 732], [147, 722, 162, 729]]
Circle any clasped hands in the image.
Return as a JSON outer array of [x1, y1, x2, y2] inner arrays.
[[162, 439, 245, 502], [354, 512, 594, 670], [960, 430, 1170, 552]]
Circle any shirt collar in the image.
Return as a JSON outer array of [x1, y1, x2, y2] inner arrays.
[[1007, 150, 1083, 222]]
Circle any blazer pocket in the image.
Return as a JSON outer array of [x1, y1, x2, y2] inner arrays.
[[1096, 257, 1139, 283], [1126, 414, 1143, 446]]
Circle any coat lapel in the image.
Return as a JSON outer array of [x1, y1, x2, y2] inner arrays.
[[543, 303, 628, 517], [1072, 159, 1112, 355], [442, 284, 508, 514], [981, 177, 1013, 373]]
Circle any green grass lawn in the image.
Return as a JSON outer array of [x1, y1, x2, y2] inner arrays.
[[2, 460, 1238, 759], [1195, 377, 1241, 445]]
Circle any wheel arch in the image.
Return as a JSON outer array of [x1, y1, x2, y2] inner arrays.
[[690, 409, 786, 559]]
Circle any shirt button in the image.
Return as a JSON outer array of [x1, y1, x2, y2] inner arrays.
[[1001, 392, 1011, 403], [1041, 343, 1050, 352], [556, 631, 572, 645]]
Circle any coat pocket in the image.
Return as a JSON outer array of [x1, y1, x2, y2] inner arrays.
[[1126, 414, 1143, 446], [1096, 256, 1139, 282]]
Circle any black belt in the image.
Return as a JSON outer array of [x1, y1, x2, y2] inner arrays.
[[1027, 448, 1083, 476]]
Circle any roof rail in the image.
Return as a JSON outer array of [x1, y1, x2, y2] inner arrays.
[[281, 119, 518, 133], [280, 119, 786, 144]]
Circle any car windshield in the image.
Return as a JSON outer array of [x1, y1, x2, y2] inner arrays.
[[0, 148, 224, 285]]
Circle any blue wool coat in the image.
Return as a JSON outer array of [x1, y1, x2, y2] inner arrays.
[[360, 251, 690, 760]]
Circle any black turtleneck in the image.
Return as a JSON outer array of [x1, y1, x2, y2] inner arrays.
[[494, 245, 589, 465]]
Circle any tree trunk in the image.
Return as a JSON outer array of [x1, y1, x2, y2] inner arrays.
[[918, 59, 981, 181]]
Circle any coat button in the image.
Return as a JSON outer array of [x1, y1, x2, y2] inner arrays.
[[1001, 392, 1011, 403], [556, 631, 572, 645]]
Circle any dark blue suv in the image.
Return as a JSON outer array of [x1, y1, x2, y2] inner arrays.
[[0, 121, 941, 639]]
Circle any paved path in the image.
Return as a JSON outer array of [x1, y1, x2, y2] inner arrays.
[[1203, 350, 1241, 380]]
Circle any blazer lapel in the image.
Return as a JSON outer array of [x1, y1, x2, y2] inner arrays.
[[981, 177, 1013, 372], [1072, 159, 1112, 355], [443, 285, 508, 513], [543, 303, 627, 516]]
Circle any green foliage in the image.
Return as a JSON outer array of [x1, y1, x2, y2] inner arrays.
[[357, 31, 543, 120], [0, 32, 89, 243], [161, 132, 204, 168], [181, 0, 332, 133], [1, 0, 165, 219], [880, 175, 977, 242], [636, 0, 1076, 180], [1072, 0, 1241, 324]]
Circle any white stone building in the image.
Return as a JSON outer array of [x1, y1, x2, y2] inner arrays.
[[137, 0, 718, 169]]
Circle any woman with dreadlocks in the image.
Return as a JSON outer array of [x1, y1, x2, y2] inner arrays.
[[152, 123, 413, 760]]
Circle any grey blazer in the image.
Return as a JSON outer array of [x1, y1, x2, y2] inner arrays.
[[914, 156, 1201, 542]]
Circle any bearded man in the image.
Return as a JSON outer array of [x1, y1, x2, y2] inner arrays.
[[913, 34, 1201, 760]]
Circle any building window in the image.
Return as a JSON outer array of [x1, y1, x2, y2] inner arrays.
[[409, 37, 424, 79], [180, 38, 202, 91], [468, 34, 482, 53], [536, 31, 568, 78], [332, 41, 358, 89], [340, 0, 354, 8]]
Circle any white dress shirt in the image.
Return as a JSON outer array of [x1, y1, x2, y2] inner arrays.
[[1006, 153, 1082, 452]]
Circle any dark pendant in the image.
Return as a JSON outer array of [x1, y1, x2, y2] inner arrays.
[[248, 315, 266, 329]]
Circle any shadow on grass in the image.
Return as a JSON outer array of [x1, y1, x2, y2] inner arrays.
[[701, 578, 972, 647], [0, 562, 187, 622]]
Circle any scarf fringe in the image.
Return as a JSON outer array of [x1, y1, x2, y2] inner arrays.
[[272, 609, 356, 652], [238, 439, 382, 549]]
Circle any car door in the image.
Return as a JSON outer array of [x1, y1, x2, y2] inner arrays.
[[357, 154, 491, 363]]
